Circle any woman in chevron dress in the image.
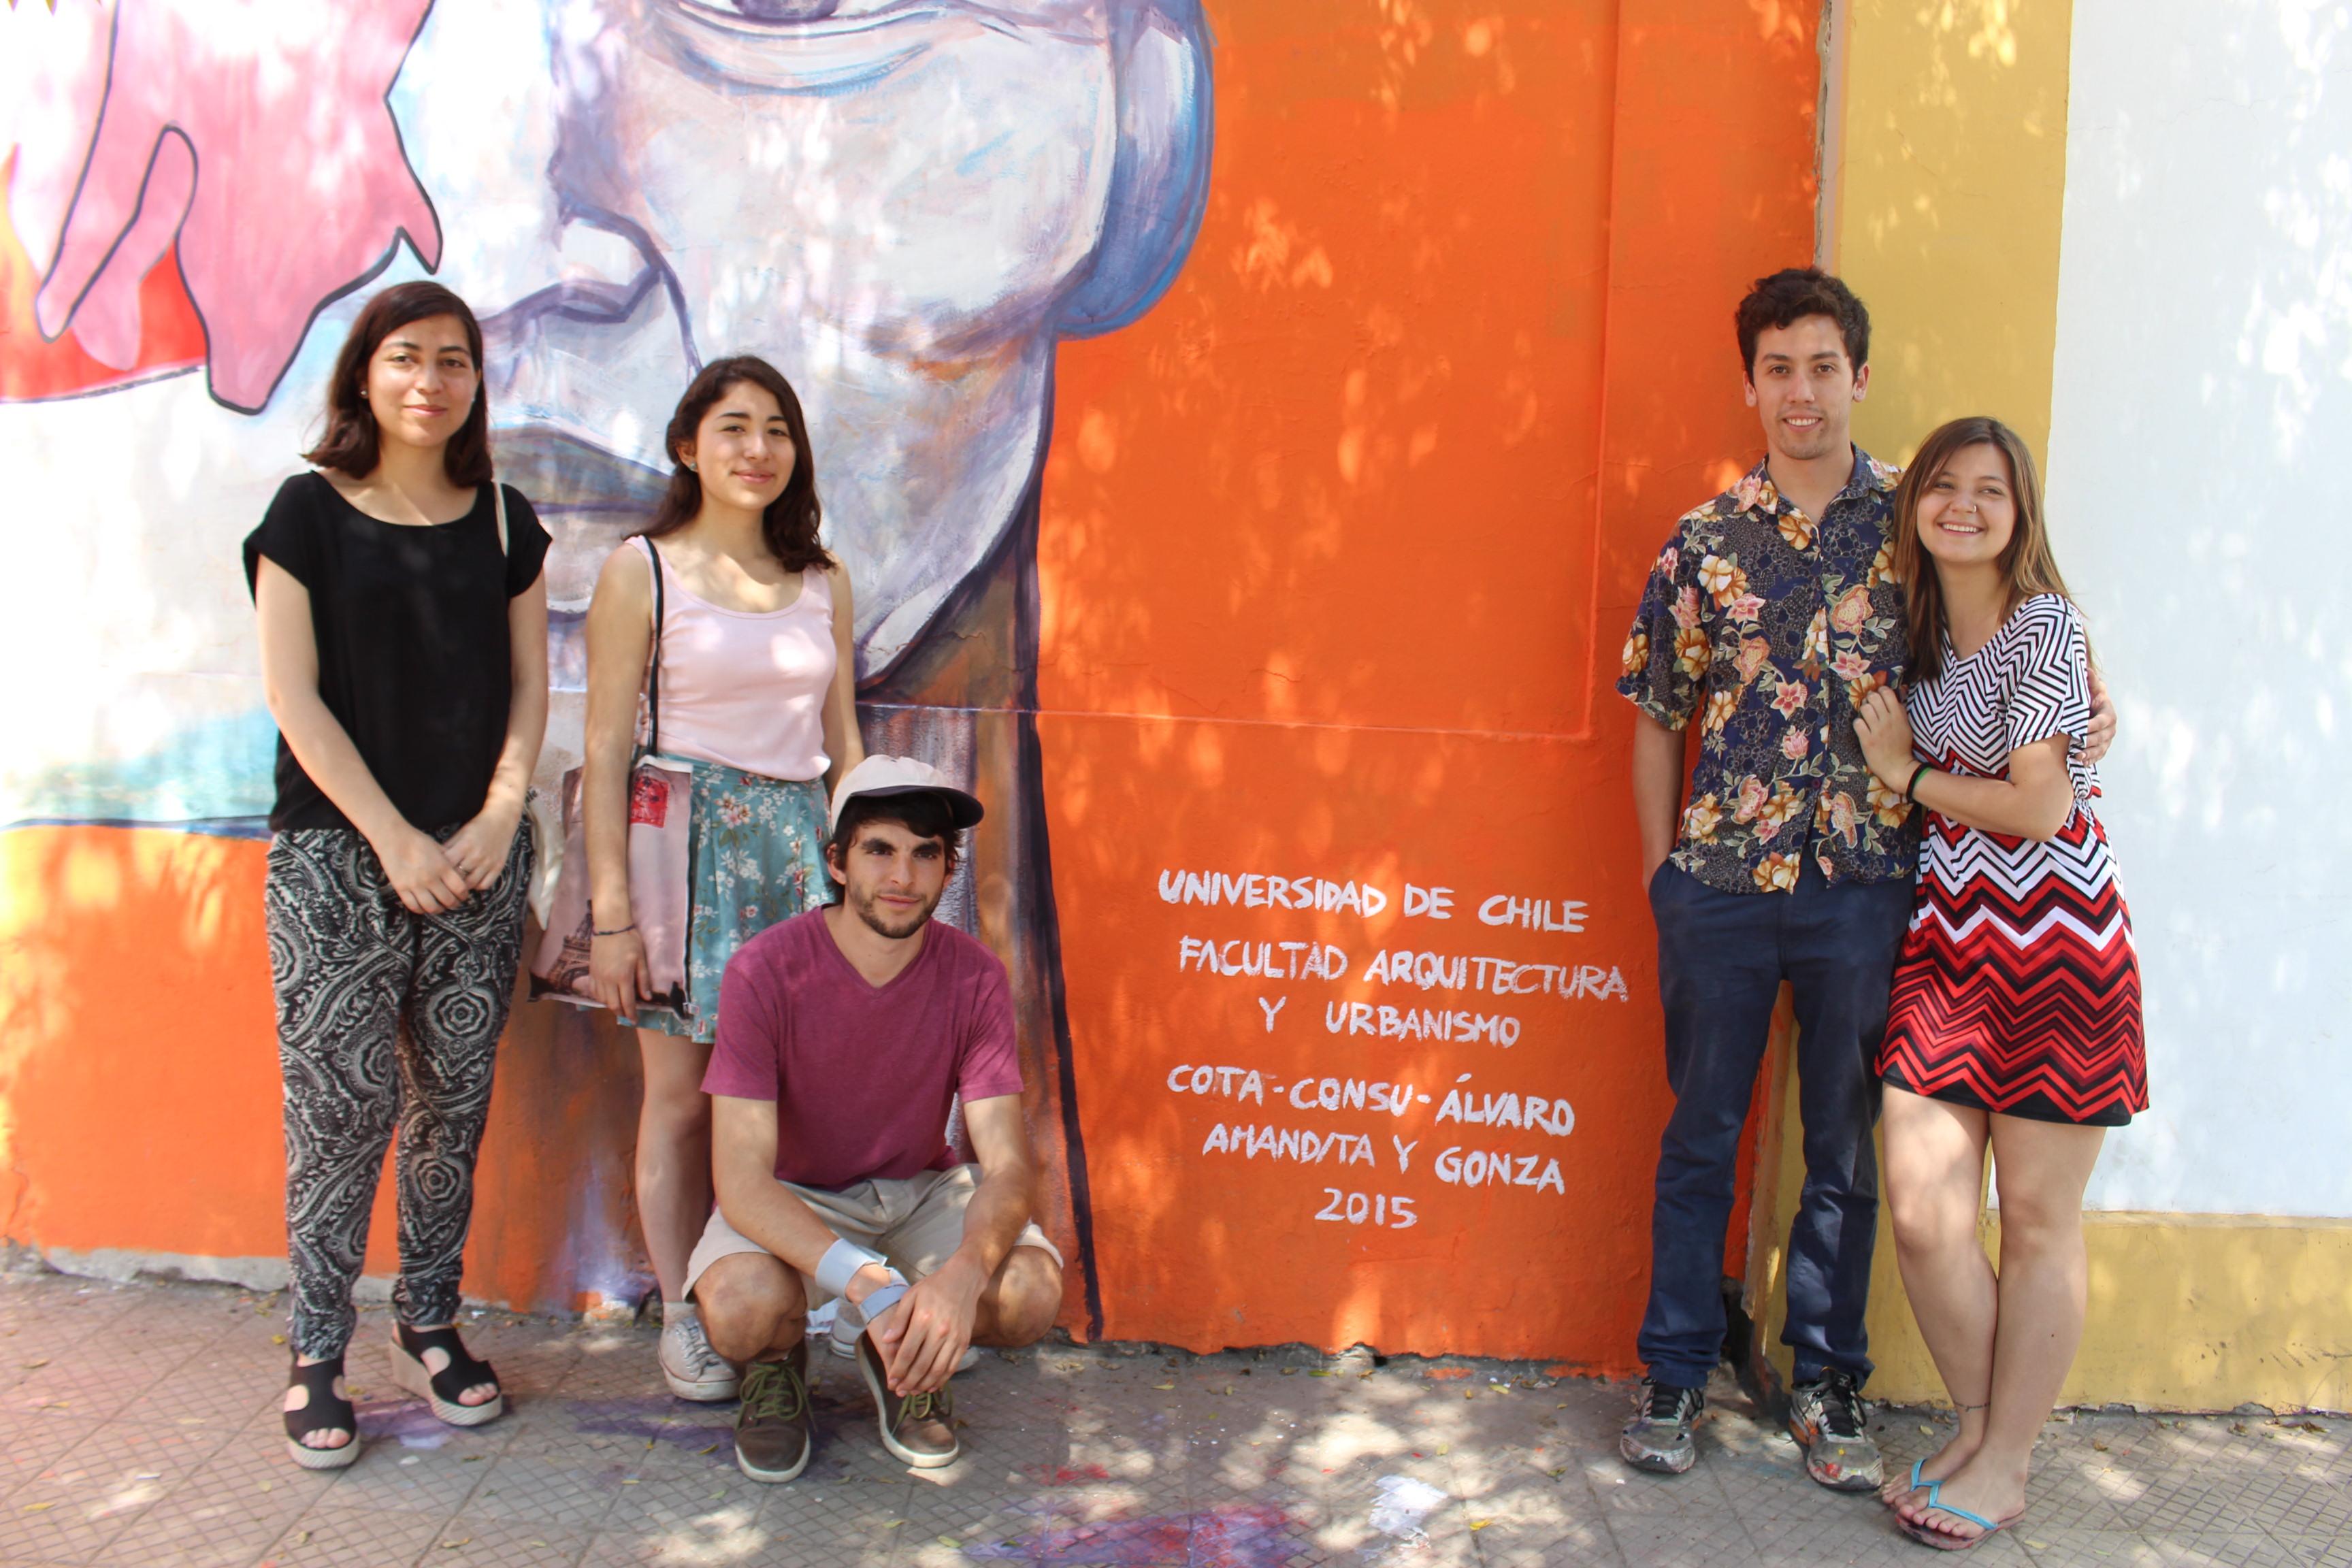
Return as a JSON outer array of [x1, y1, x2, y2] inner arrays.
[[1853, 417, 2144, 1551]]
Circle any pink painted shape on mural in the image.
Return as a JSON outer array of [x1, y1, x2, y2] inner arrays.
[[31, 0, 440, 411]]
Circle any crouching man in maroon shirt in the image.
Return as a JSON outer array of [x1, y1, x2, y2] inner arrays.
[[688, 755, 1064, 1482]]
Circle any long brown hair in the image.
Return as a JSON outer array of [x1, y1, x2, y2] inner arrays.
[[303, 282, 493, 485], [1893, 416, 2076, 685], [639, 356, 833, 573]]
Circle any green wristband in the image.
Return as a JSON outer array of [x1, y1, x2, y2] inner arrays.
[[1906, 762, 1932, 802]]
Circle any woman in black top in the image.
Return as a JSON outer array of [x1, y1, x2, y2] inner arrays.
[[244, 282, 549, 1469]]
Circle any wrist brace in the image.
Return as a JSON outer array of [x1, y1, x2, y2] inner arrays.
[[815, 1238, 889, 1300]]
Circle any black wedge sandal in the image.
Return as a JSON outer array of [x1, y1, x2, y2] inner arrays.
[[389, 1323, 504, 1426], [283, 1354, 361, 1470]]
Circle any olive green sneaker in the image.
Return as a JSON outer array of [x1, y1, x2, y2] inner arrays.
[[732, 1342, 813, 1484], [855, 1332, 960, 1468]]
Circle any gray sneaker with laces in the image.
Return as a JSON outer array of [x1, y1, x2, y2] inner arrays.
[[1618, 1379, 1704, 1474], [1786, 1369, 1882, 1491], [659, 1311, 738, 1402]]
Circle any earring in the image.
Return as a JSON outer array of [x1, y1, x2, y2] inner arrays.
[[686, 462, 698, 472]]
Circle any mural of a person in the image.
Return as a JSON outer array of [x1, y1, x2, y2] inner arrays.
[[1, 0, 1212, 1331]]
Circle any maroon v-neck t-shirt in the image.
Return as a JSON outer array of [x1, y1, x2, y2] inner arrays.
[[702, 909, 1024, 1190]]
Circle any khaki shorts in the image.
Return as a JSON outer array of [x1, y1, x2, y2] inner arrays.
[[683, 1163, 1061, 1305]]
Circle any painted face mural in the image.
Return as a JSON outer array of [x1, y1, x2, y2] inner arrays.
[[4, 0, 1208, 700], [3, 0, 1209, 1324]]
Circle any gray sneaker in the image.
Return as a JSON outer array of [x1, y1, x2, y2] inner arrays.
[[1619, 1379, 1704, 1475], [1786, 1369, 1882, 1491], [659, 1311, 738, 1402]]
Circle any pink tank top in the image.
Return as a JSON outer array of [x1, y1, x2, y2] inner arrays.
[[634, 536, 836, 781]]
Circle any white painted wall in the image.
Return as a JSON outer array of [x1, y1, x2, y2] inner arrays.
[[2048, 0, 2351, 1215]]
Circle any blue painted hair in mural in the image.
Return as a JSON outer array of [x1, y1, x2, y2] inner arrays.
[[639, 355, 834, 576], [304, 282, 493, 487]]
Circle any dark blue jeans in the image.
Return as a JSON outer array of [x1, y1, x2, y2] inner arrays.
[[1637, 856, 1913, 1390]]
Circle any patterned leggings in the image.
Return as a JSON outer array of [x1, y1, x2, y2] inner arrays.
[[264, 824, 535, 1360]]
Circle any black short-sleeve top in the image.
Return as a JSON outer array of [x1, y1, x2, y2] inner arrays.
[[242, 472, 551, 834]]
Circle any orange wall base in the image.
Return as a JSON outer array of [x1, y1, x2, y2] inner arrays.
[[0, 825, 654, 1319]]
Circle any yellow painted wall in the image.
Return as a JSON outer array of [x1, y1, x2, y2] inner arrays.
[[1754, 0, 2082, 1408], [1826, 0, 2075, 468], [1749, 0, 2352, 1416]]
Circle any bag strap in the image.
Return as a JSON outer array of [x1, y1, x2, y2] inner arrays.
[[639, 536, 666, 757], [491, 483, 509, 557]]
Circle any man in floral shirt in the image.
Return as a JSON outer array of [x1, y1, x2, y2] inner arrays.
[[1612, 270, 2114, 1493]]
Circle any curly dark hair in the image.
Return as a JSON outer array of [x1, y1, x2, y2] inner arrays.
[[640, 355, 833, 573], [1735, 267, 1870, 379]]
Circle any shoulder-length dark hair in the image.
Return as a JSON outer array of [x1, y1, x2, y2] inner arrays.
[[640, 356, 833, 572], [1893, 416, 2077, 686], [303, 282, 493, 486]]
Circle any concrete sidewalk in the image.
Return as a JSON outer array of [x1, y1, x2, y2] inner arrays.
[[0, 1270, 2343, 1568]]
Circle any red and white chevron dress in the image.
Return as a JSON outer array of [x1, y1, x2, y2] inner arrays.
[[1878, 594, 2146, 1125]]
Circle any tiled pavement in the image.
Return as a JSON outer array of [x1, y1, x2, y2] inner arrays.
[[1, 1271, 2345, 1567]]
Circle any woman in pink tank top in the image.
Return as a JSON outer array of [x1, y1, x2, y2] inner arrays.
[[578, 357, 863, 1400]]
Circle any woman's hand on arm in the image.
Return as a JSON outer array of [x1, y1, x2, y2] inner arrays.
[[821, 561, 864, 793], [583, 546, 656, 1010], [1852, 687, 1919, 793], [445, 568, 551, 889], [255, 559, 471, 914]]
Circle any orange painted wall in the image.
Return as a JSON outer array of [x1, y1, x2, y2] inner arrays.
[[0, 826, 651, 1316], [1034, 0, 1821, 1360], [0, 0, 1822, 1367]]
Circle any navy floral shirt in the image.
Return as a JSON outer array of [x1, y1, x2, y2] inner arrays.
[[1616, 450, 1916, 894]]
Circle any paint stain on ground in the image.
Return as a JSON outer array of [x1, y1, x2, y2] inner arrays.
[[355, 1397, 449, 1449], [966, 1503, 1296, 1567], [572, 1397, 736, 1455], [1026, 1463, 1114, 1486]]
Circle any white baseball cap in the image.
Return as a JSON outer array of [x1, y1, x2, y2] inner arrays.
[[826, 754, 985, 835]]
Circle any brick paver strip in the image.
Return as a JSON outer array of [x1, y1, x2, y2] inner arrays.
[[1, 1269, 2342, 1567]]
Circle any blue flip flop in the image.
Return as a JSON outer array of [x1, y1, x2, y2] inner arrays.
[[1897, 1478, 2019, 1552]]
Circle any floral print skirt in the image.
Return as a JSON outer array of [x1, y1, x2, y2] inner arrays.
[[627, 762, 829, 1045]]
